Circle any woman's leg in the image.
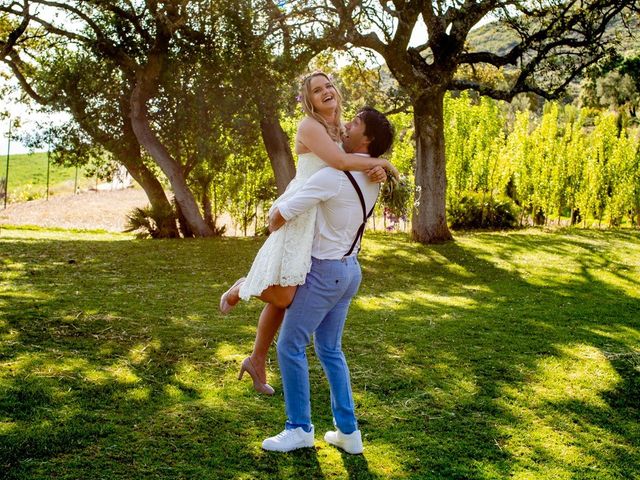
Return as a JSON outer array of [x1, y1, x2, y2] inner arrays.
[[248, 303, 286, 383], [229, 284, 297, 390], [222, 281, 295, 311], [258, 284, 297, 309], [249, 285, 297, 381]]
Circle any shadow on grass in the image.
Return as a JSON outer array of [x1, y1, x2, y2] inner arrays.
[[340, 451, 381, 479], [350, 231, 639, 478], [1, 230, 638, 479], [0, 235, 326, 479]]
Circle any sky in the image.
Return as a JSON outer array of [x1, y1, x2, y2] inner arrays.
[[1, 61, 74, 155]]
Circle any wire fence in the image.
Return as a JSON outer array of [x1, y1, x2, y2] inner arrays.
[[0, 150, 97, 207]]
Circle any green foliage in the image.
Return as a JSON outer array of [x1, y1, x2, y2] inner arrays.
[[443, 95, 640, 228], [606, 129, 640, 226], [578, 112, 618, 224], [448, 192, 520, 229], [445, 93, 508, 199], [222, 147, 276, 236], [387, 112, 415, 174], [123, 205, 178, 239]]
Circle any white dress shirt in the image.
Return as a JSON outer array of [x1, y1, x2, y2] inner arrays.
[[277, 166, 380, 260]]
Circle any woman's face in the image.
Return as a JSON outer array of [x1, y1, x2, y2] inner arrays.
[[308, 74, 338, 113]]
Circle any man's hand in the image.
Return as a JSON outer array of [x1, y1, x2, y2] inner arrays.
[[268, 208, 286, 233], [366, 165, 387, 184]]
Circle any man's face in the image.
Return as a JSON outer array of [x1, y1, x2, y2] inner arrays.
[[342, 114, 370, 154]]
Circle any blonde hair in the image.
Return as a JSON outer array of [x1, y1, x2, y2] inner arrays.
[[299, 71, 343, 142]]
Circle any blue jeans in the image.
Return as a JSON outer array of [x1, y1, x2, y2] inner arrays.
[[277, 255, 362, 434]]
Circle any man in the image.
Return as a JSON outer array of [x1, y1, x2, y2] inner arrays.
[[262, 107, 394, 454]]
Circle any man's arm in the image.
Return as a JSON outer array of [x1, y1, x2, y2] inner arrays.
[[268, 168, 342, 232], [297, 118, 396, 175]]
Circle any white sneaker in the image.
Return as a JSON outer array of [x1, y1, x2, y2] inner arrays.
[[262, 426, 315, 452], [324, 428, 363, 454]]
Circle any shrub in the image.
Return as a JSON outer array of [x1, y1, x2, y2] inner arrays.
[[124, 205, 178, 239], [15, 184, 43, 202], [448, 192, 520, 229]]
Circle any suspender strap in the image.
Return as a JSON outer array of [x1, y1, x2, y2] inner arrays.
[[345, 171, 367, 220], [344, 171, 377, 257]]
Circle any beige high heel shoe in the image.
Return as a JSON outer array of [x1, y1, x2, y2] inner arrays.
[[238, 357, 275, 396], [219, 277, 245, 314]]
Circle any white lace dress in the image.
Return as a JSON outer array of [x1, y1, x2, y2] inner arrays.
[[238, 152, 328, 300]]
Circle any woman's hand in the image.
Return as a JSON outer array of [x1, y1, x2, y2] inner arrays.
[[366, 166, 387, 183], [381, 159, 400, 179], [269, 208, 286, 232]]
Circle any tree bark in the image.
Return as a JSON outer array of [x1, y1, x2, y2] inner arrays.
[[202, 189, 214, 229], [412, 90, 453, 243], [108, 99, 178, 237], [61, 71, 180, 237], [130, 77, 213, 237], [72, 102, 178, 236], [175, 201, 195, 238], [257, 102, 296, 195]]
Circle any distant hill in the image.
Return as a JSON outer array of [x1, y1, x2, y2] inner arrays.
[[467, 22, 519, 57], [1, 152, 92, 202], [467, 13, 640, 59]]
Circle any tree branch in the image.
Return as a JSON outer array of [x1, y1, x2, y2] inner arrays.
[[458, 0, 628, 81], [0, 0, 30, 58], [384, 101, 413, 116], [92, 0, 154, 45], [452, 46, 609, 102], [29, 0, 106, 40], [1, 53, 51, 105]]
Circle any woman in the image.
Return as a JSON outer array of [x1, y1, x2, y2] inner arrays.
[[220, 71, 396, 394]]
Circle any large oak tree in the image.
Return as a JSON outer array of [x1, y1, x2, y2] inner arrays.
[[315, 0, 637, 242], [1, 0, 340, 235]]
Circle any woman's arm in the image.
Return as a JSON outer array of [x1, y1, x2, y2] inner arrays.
[[297, 118, 398, 177]]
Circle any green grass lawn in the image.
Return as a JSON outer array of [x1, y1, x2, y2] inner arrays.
[[1, 227, 639, 479], [1, 153, 92, 201]]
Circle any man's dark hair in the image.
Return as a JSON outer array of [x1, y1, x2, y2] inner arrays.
[[358, 107, 394, 158]]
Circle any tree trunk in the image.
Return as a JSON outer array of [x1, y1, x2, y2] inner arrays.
[[67, 86, 180, 237], [412, 90, 453, 243], [258, 102, 296, 195], [116, 120, 179, 238], [175, 201, 194, 238], [118, 154, 178, 237], [202, 189, 214, 229], [130, 81, 213, 237]]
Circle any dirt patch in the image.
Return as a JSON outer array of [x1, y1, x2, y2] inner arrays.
[[0, 188, 151, 232], [0, 187, 241, 234]]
